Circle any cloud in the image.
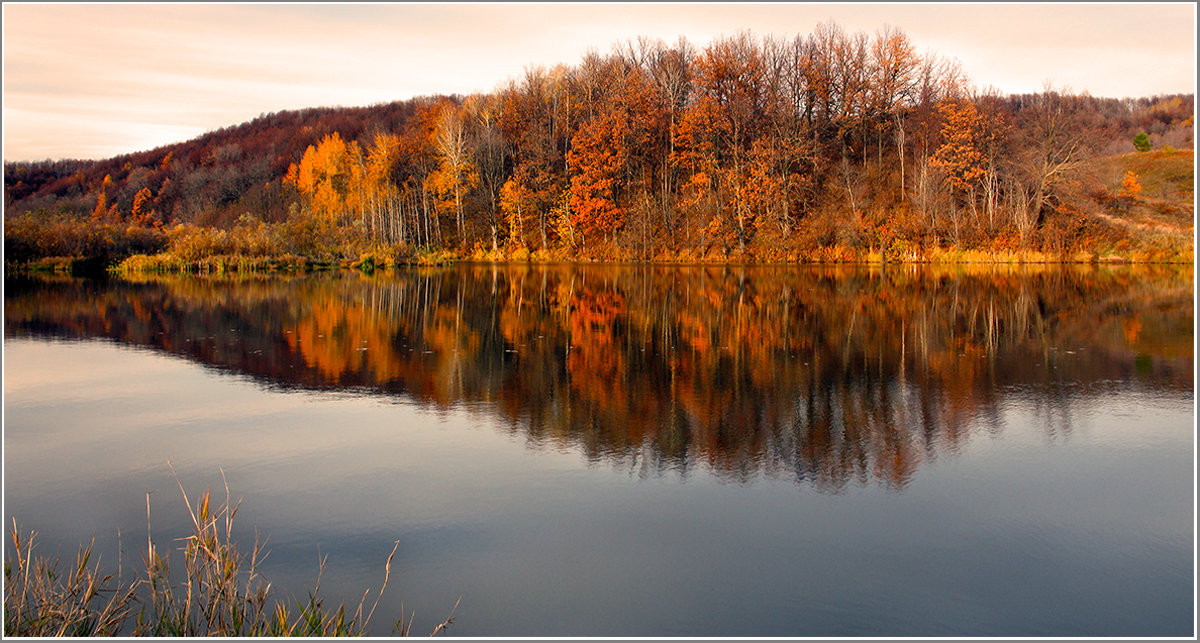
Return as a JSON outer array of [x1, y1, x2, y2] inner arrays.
[[3, 3, 1195, 161]]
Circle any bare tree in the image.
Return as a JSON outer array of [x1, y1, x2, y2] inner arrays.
[[1015, 83, 1090, 235]]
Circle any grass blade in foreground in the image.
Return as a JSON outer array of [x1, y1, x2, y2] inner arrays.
[[4, 470, 454, 637]]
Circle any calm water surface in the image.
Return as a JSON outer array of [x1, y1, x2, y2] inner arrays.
[[3, 264, 1194, 636]]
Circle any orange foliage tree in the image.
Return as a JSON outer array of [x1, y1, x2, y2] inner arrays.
[[500, 162, 558, 250], [285, 132, 362, 225], [930, 95, 991, 239], [130, 187, 157, 226], [1120, 170, 1142, 199], [671, 94, 730, 247], [567, 110, 628, 247]]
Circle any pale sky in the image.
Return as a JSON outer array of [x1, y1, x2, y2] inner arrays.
[[2, 2, 1196, 162]]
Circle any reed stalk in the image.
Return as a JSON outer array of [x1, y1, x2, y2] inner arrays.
[[4, 468, 453, 637]]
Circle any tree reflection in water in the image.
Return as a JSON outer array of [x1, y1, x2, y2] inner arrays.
[[6, 264, 1191, 491]]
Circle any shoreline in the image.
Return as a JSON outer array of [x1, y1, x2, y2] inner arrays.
[[6, 249, 1194, 279]]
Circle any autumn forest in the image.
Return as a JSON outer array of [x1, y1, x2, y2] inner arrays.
[[4, 23, 1195, 268]]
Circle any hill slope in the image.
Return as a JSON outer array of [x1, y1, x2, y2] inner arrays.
[[3, 25, 1194, 264], [4, 96, 455, 227], [1083, 149, 1194, 247]]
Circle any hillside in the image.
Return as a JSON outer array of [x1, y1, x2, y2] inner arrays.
[[1091, 148, 1194, 203], [1081, 149, 1194, 251], [4, 97, 456, 227], [3, 24, 1195, 266]]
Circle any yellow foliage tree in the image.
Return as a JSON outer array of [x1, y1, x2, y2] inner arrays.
[[363, 132, 403, 241], [284, 132, 363, 224], [428, 105, 479, 244]]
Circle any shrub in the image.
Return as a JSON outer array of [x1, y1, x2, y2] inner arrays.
[[3, 216, 168, 267], [116, 253, 181, 273]]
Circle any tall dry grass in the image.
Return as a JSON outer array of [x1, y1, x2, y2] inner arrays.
[[4, 468, 457, 637]]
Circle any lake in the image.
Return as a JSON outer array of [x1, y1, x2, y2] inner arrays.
[[3, 263, 1194, 636]]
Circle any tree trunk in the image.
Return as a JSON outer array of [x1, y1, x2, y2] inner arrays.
[[897, 116, 906, 201]]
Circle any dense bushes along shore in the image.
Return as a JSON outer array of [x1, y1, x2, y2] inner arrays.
[[3, 212, 1192, 277]]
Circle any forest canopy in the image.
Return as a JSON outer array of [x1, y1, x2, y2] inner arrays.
[[4, 23, 1194, 264]]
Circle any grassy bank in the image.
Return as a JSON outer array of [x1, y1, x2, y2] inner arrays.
[[5, 204, 1192, 278], [3, 215, 465, 276], [13, 241, 1193, 278], [4, 474, 455, 637]]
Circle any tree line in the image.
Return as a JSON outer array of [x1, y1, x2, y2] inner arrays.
[[5, 23, 1195, 262]]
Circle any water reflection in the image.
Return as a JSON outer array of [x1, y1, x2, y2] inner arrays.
[[5, 264, 1192, 490]]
